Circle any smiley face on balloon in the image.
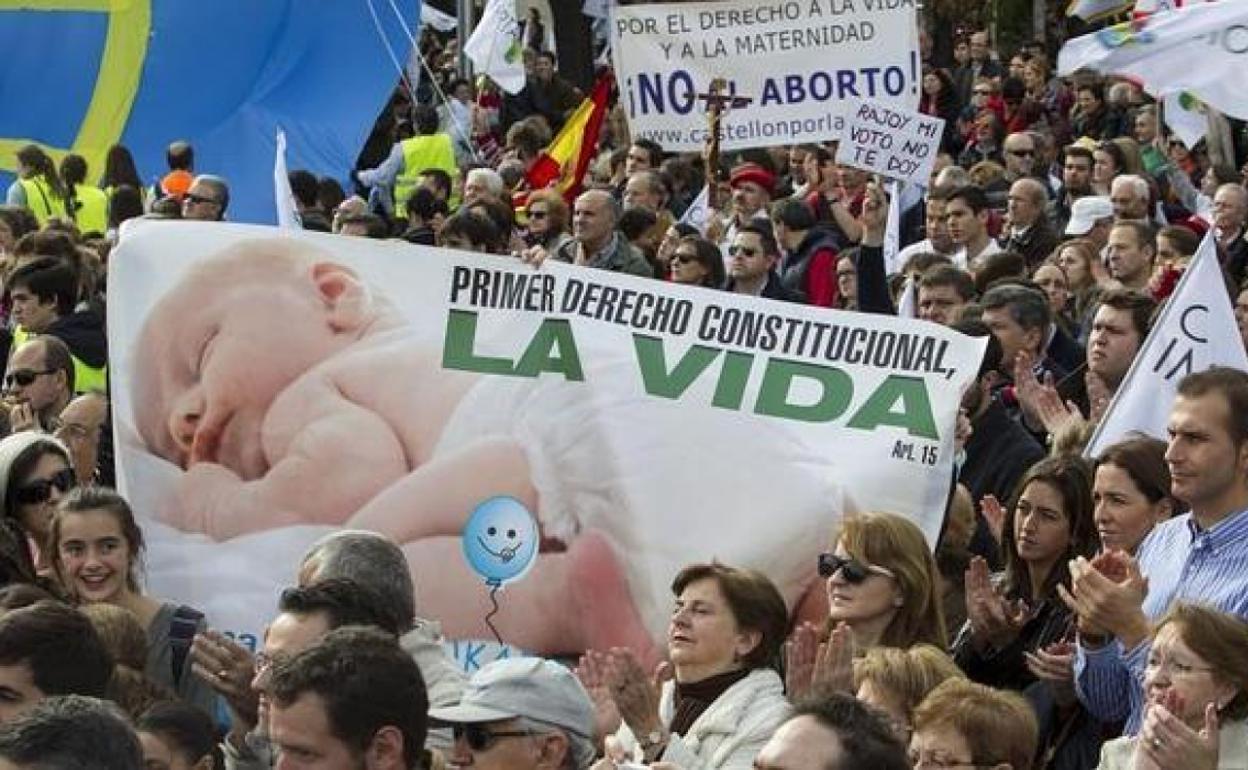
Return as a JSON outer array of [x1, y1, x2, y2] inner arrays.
[[462, 496, 540, 587]]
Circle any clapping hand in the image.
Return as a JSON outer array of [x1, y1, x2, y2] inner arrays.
[[1136, 695, 1219, 770], [1058, 553, 1150, 648], [576, 650, 623, 742], [1024, 638, 1077, 707], [965, 556, 1029, 651], [602, 647, 671, 743]]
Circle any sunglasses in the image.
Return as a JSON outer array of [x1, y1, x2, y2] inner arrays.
[[14, 468, 75, 505], [817, 553, 895, 583], [728, 245, 759, 257], [527, 210, 549, 220], [453, 724, 532, 751], [672, 251, 701, 265], [184, 193, 219, 206], [1008, 149, 1035, 157], [3, 369, 53, 388]]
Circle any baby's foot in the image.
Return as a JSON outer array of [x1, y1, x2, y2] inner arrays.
[[566, 529, 662, 668]]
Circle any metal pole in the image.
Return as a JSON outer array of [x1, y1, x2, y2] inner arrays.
[[458, 0, 475, 79]]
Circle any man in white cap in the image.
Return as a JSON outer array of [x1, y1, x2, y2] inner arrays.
[[1063, 195, 1115, 256], [431, 658, 597, 770]]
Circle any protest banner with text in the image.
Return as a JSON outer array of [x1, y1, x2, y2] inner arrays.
[[110, 221, 983, 660], [841, 99, 943, 187], [609, 0, 920, 152]]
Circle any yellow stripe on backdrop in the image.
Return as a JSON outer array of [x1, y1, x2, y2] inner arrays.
[[0, 0, 151, 184]]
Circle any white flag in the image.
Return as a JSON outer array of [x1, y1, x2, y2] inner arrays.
[[1067, 0, 1131, 20], [1086, 231, 1248, 456], [896, 276, 918, 319], [1163, 91, 1208, 148], [883, 180, 903, 276], [1058, 2, 1248, 121], [273, 129, 300, 230], [421, 5, 458, 32], [464, 0, 526, 95], [679, 185, 712, 235]]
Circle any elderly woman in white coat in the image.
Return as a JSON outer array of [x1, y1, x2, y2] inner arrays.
[[582, 562, 791, 770], [1096, 603, 1248, 770]]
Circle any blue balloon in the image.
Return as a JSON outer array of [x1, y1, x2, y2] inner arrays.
[[462, 497, 539, 587]]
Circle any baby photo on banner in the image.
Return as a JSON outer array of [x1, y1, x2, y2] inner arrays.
[[108, 221, 985, 658]]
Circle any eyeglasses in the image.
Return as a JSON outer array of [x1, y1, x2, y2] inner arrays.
[[184, 193, 219, 206], [3, 369, 54, 389], [13, 468, 75, 505], [527, 209, 548, 220], [452, 724, 533, 751], [672, 251, 701, 265], [817, 553, 895, 583], [727, 245, 759, 257]]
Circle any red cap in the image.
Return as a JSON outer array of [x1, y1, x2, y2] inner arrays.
[[729, 163, 776, 195]]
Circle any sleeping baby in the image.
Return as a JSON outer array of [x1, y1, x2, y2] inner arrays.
[[132, 237, 848, 656]]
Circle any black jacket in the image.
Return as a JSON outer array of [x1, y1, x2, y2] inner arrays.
[[46, 304, 107, 369]]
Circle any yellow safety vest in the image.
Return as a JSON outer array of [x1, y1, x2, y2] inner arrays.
[[11, 326, 108, 394], [72, 184, 109, 235], [17, 178, 67, 226], [393, 134, 458, 214]]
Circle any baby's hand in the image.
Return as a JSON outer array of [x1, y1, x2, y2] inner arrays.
[[162, 462, 242, 537], [167, 462, 305, 541]]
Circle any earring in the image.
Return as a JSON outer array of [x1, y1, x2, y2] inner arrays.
[[893, 596, 904, 608]]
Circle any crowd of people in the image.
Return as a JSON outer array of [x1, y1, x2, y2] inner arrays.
[[2, 7, 1248, 770]]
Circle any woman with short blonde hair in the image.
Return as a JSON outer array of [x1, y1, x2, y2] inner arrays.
[[853, 644, 964, 741], [911, 678, 1038, 770]]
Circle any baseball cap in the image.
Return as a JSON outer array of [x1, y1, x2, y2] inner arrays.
[[1064, 196, 1114, 236], [428, 658, 595, 739]]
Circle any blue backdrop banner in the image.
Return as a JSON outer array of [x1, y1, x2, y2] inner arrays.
[[0, 0, 420, 224]]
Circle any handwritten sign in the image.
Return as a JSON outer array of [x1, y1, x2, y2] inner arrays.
[[841, 99, 943, 187]]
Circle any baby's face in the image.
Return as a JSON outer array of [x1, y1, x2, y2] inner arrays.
[[135, 246, 360, 479]]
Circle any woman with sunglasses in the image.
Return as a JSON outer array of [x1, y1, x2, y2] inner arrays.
[[581, 562, 790, 769], [0, 431, 75, 577], [655, 222, 699, 278], [523, 189, 571, 253], [670, 236, 726, 289], [1097, 603, 1248, 770], [48, 486, 218, 717], [953, 455, 1098, 692], [787, 512, 947, 698]]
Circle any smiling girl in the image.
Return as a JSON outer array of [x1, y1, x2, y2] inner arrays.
[[49, 487, 217, 716]]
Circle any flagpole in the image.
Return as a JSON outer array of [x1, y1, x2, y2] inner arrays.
[[458, 0, 475, 79]]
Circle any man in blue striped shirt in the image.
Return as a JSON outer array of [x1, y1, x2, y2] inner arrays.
[[1065, 367, 1248, 735]]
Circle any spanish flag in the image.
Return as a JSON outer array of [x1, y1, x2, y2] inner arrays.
[[524, 70, 614, 202]]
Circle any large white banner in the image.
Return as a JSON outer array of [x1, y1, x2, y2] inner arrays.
[[1086, 231, 1248, 457], [608, 0, 920, 152], [110, 222, 984, 659], [1058, 2, 1248, 121]]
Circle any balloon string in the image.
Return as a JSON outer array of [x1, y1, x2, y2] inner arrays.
[[484, 584, 503, 647]]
